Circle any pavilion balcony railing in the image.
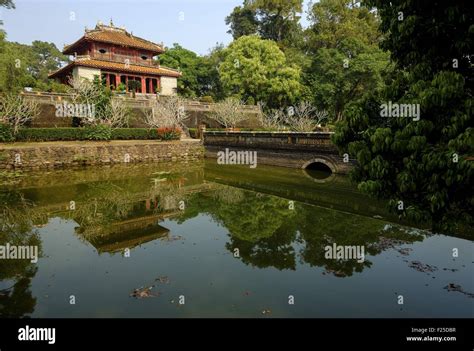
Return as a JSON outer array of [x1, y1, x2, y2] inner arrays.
[[73, 55, 91, 61]]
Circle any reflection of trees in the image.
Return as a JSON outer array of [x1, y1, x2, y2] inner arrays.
[[212, 186, 245, 204], [179, 186, 425, 275], [179, 187, 299, 269], [296, 206, 423, 276], [0, 270, 37, 318], [70, 182, 137, 241], [226, 219, 298, 270], [181, 187, 296, 242], [218, 192, 295, 242], [148, 172, 188, 213], [69, 173, 190, 246], [0, 191, 43, 318]]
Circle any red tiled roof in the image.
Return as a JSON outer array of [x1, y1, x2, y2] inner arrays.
[[48, 58, 181, 79], [63, 24, 165, 55]]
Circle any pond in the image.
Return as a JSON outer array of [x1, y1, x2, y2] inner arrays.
[[0, 161, 472, 318]]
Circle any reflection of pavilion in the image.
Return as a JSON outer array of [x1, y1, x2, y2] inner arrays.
[[87, 212, 178, 254]]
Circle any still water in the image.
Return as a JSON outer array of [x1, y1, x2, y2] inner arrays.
[[1, 161, 473, 317]]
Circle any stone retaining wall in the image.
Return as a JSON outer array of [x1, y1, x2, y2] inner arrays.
[[0, 140, 204, 170], [20, 92, 262, 128]]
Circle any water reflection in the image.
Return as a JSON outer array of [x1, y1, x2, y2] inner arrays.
[[0, 191, 44, 317], [0, 161, 472, 317], [180, 187, 424, 275]]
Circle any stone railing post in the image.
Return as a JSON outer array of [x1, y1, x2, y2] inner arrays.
[[199, 124, 206, 141]]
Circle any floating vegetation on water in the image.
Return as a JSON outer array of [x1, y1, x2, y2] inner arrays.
[[131, 275, 171, 298], [443, 284, 474, 298], [163, 235, 184, 242], [408, 261, 438, 274], [155, 276, 170, 284], [323, 268, 346, 277], [368, 237, 412, 254], [130, 286, 160, 299]]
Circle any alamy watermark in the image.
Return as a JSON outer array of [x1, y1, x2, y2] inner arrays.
[[380, 101, 420, 121], [55, 102, 95, 119], [324, 243, 365, 263], [18, 326, 55, 345], [0, 243, 38, 263], [217, 148, 257, 168]]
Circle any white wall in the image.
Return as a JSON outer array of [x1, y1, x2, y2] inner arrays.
[[73, 66, 101, 82], [160, 77, 178, 96]]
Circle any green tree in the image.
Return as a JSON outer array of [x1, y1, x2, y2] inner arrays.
[[0, 0, 14, 8], [198, 44, 227, 101], [305, 0, 381, 52], [158, 43, 206, 98], [304, 0, 389, 120], [219, 35, 302, 107], [0, 40, 68, 93], [226, 0, 303, 45], [333, 0, 474, 232], [225, 1, 258, 39], [30, 41, 68, 89], [306, 44, 389, 121], [0, 0, 14, 26]]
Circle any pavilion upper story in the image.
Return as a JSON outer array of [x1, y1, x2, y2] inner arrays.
[[49, 21, 181, 95]]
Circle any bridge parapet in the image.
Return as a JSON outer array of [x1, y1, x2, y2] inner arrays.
[[204, 131, 338, 152], [203, 131, 354, 174]]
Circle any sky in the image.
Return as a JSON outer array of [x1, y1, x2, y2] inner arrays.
[[0, 0, 313, 56]]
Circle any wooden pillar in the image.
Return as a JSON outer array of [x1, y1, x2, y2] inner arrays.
[[105, 73, 110, 87], [141, 76, 146, 94], [148, 78, 153, 94], [116, 75, 120, 88]]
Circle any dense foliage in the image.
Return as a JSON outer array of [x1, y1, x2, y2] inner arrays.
[[0, 39, 68, 93], [333, 0, 473, 231], [219, 35, 302, 107]]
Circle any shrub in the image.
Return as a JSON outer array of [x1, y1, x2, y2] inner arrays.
[[16, 128, 87, 141], [188, 128, 198, 139], [156, 127, 181, 140], [84, 125, 112, 141], [111, 128, 160, 140], [200, 96, 214, 104], [117, 82, 127, 93], [14, 128, 175, 141], [0, 123, 14, 142]]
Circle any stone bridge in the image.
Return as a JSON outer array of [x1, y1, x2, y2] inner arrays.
[[203, 131, 355, 174]]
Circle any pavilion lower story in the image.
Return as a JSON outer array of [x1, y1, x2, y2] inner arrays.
[[101, 72, 160, 94]]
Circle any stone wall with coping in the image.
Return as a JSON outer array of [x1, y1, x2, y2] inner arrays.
[[0, 140, 204, 170], [203, 131, 354, 174]]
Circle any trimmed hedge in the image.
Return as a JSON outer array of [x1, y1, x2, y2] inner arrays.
[[111, 128, 160, 140], [16, 128, 88, 141], [85, 125, 112, 141], [0, 123, 14, 142], [14, 128, 179, 142]]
